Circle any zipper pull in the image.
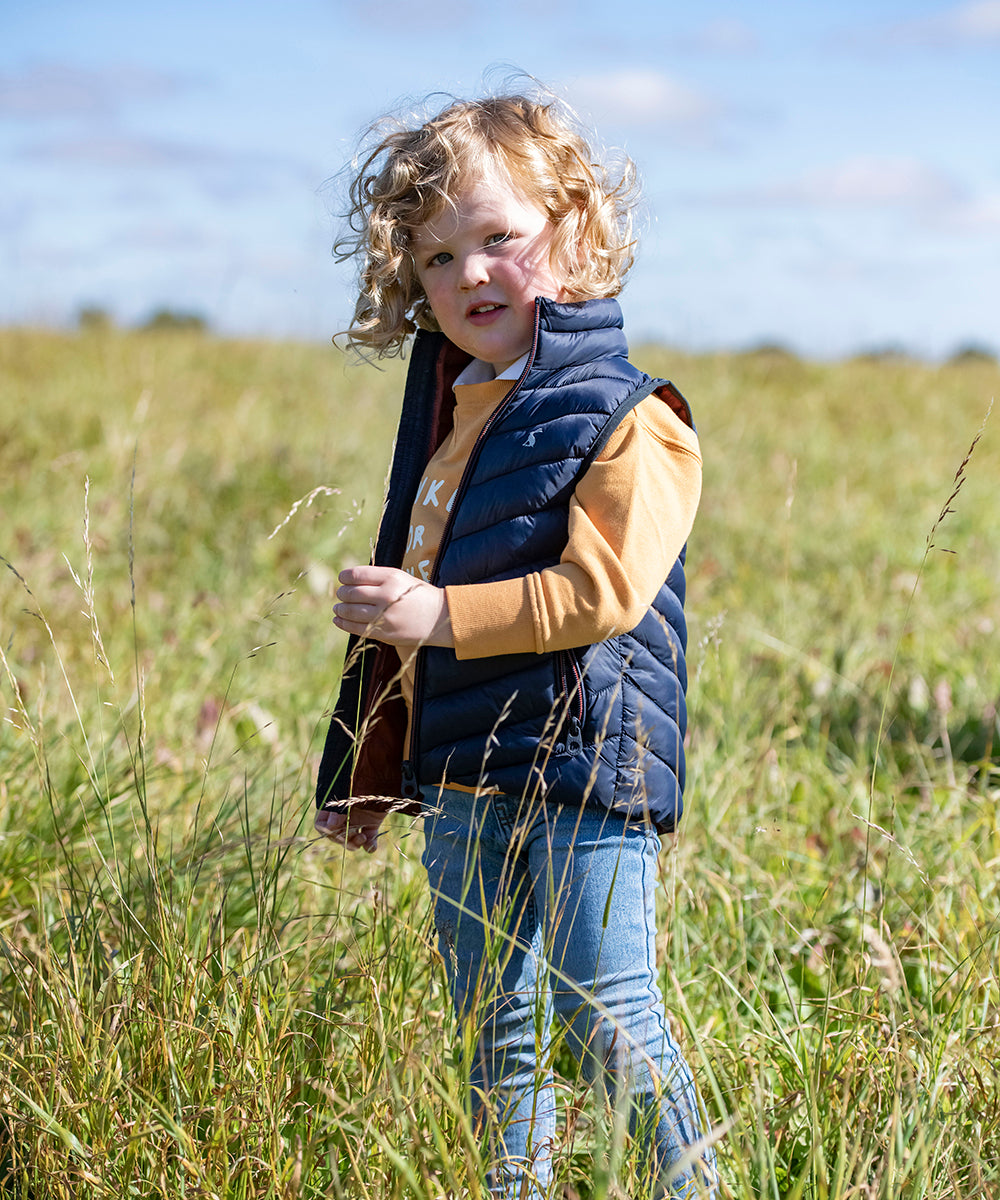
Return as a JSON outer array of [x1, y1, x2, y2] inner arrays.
[[401, 760, 419, 798], [566, 716, 583, 755]]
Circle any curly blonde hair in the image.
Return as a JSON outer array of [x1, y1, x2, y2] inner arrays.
[[335, 92, 639, 357]]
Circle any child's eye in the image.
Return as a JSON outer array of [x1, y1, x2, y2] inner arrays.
[[486, 231, 513, 246], [427, 251, 452, 267]]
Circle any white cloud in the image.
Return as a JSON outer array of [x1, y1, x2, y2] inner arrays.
[[885, 1, 1000, 45], [765, 157, 962, 209], [0, 62, 188, 120], [572, 69, 720, 133], [938, 0, 1000, 37], [16, 134, 320, 195], [944, 192, 1000, 231], [116, 222, 215, 252], [19, 134, 219, 169]]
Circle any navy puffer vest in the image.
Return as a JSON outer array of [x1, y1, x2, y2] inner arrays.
[[316, 297, 693, 832]]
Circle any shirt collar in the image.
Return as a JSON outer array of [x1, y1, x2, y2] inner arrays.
[[453, 354, 528, 387]]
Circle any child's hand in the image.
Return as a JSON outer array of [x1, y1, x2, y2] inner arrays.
[[314, 806, 385, 853], [333, 566, 454, 648]]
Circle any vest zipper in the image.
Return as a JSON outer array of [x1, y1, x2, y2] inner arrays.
[[556, 650, 585, 754], [404, 302, 545, 796]]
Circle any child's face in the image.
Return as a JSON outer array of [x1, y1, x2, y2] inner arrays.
[[411, 174, 572, 374]]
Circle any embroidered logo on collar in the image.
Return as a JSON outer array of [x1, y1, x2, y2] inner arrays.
[[523, 428, 543, 448]]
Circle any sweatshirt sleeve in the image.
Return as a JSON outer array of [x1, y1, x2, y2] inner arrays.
[[445, 393, 702, 659]]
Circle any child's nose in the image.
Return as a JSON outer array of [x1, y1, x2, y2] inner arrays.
[[459, 252, 490, 289]]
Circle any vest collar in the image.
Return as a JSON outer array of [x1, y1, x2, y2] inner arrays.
[[529, 297, 629, 376]]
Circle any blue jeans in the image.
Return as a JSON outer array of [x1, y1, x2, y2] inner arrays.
[[421, 787, 717, 1199]]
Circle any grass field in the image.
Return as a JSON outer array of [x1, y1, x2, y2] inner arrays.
[[1, 326, 998, 1198]]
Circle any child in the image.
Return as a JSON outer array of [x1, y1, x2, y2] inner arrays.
[[314, 90, 717, 1199]]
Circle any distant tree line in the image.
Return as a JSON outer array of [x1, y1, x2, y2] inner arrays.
[[72, 306, 996, 363], [737, 337, 997, 367], [77, 305, 209, 334]]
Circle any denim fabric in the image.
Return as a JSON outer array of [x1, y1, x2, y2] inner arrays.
[[421, 787, 717, 1199]]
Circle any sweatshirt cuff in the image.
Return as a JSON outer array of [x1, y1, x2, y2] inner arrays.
[[445, 578, 539, 659]]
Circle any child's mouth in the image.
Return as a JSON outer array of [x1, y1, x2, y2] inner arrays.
[[468, 303, 506, 322]]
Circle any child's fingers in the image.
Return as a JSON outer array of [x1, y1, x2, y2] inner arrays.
[[338, 569, 419, 608], [338, 565, 376, 586], [337, 579, 414, 609], [339, 565, 401, 587], [334, 598, 380, 622], [314, 809, 348, 839], [315, 809, 382, 854], [346, 827, 380, 852], [335, 582, 381, 604], [333, 610, 380, 636]]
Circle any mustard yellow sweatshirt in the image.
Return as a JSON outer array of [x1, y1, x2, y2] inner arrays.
[[398, 373, 702, 715]]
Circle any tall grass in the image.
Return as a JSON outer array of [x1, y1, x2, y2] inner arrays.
[[1, 327, 998, 1197]]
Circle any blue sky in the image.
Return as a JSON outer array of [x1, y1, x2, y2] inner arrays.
[[3, 0, 998, 357]]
